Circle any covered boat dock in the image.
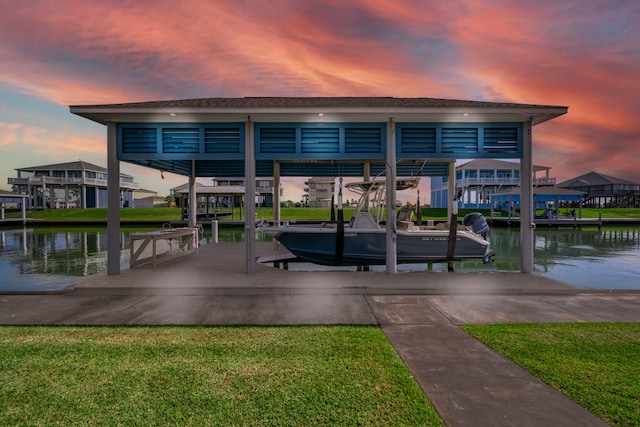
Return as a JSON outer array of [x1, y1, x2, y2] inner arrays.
[[70, 97, 568, 276]]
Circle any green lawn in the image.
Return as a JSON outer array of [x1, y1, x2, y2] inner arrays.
[[0, 326, 443, 426], [2, 324, 639, 426], [5, 206, 639, 222], [462, 322, 640, 427]]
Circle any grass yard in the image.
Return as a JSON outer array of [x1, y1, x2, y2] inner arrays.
[[0, 326, 443, 426], [5, 206, 639, 222], [462, 322, 640, 427]]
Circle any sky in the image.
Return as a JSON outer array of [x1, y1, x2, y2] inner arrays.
[[1, 0, 639, 204]]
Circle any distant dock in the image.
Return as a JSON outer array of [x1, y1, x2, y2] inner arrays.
[[486, 216, 640, 229]]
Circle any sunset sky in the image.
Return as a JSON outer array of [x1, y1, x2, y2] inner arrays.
[[1, 0, 639, 203]]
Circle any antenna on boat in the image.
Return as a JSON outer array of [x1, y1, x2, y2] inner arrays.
[[416, 188, 422, 225]]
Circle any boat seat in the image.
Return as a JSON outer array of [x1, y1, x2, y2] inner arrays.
[[396, 205, 414, 222]]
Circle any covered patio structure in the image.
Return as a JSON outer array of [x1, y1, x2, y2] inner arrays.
[[170, 182, 248, 220], [70, 97, 567, 276], [0, 190, 28, 221]]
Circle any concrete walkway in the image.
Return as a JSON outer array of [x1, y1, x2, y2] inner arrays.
[[2, 242, 639, 426]]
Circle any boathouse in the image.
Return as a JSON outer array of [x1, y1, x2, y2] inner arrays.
[[70, 97, 567, 275]]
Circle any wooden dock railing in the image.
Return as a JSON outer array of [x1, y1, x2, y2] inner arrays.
[[130, 228, 198, 268]]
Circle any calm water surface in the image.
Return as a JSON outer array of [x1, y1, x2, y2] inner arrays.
[[1, 225, 638, 291]]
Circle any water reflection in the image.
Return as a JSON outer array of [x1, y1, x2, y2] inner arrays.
[[1, 225, 638, 291], [454, 227, 640, 289]]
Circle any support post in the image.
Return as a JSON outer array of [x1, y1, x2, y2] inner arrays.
[[520, 119, 534, 274], [447, 160, 456, 219], [211, 220, 219, 243], [446, 161, 458, 271], [385, 119, 397, 274], [188, 162, 196, 229], [363, 161, 370, 211], [245, 119, 256, 274], [106, 121, 121, 275], [273, 161, 281, 225]]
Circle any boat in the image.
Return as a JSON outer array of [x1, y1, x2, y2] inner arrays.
[[259, 178, 494, 266]]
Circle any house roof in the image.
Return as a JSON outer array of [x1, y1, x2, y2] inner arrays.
[[15, 160, 133, 178], [171, 182, 247, 195], [457, 159, 551, 172], [70, 96, 568, 126], [492, 186, 584, 196], [557, 171, 639, 188], [0, 189, 28, 198]]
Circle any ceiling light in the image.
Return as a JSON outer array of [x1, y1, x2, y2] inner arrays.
[[169, 113, 177, 117], [318, 113, 324, 117]]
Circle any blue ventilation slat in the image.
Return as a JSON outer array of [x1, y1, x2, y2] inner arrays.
[[345, 127, 382, 153], [399, 127, 436, 153], [195, 160, 245, 176], [301, 128, 339, 153], [259, 128, 296, 153], [205, 127, 241, 153], [442, 128, 478, 153], [483, 127, 518, 153], [121, 128, 157, 153], [256, 160, 274, 177], [163, 128, 200, 153]]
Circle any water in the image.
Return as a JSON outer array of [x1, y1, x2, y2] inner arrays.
[[1, 225, 638, 291]]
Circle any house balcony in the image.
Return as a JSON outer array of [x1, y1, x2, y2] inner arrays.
[[256, 186, 274, 194], [8, 177, 139, 190], [457, 177, 555, 187], [533, 177, 556, 186], [458, 177, 520, 187]]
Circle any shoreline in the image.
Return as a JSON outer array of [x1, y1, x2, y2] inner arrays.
[[2, 217, 640, 228]]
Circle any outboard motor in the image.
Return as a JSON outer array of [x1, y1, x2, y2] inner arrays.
[[462, 212, 489, 238]]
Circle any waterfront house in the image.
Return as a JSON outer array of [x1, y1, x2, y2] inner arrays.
[[304, 177, 335, 208], [557, 171, 640, 208], [8, 160, 139, 209], [430, 159, 555, 208]]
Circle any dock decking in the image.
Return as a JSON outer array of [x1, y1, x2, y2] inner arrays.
[[490, 217, 605, 229]]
